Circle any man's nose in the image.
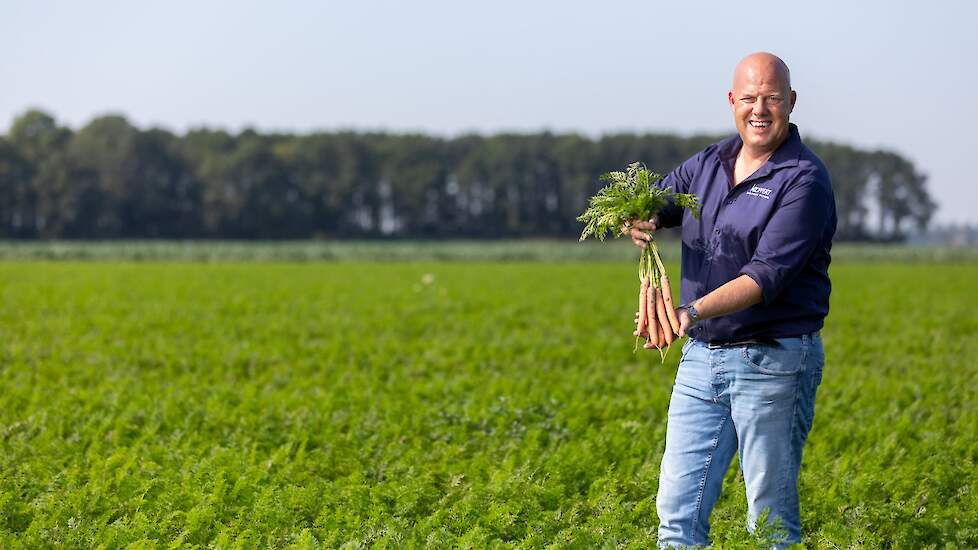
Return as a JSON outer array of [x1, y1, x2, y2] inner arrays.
[[752, 98, 769, 116]]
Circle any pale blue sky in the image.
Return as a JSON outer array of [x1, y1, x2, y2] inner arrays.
[[2, 0, 976, 224]]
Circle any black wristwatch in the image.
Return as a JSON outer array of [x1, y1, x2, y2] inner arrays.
[[681, 302, 701, 325]]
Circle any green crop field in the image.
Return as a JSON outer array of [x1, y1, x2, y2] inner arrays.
[[2, 259, 977, 548]]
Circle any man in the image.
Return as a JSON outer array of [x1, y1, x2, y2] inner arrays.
[[627, 52, 836, 547]]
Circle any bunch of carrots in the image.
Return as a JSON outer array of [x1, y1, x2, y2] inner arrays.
[[633, 239, 680, 357], [577, 162, 700, 359]]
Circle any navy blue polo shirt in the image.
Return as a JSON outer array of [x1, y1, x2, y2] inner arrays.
[[656, 123, 836, 343]]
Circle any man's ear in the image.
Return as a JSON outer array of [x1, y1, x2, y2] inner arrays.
[[728, 90, 735, 107], [789, 90, 797, 113]]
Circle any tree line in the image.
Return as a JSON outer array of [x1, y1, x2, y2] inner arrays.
[[0, 109, 935, 241]]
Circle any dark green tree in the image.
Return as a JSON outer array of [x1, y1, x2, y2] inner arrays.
[[0, 138, 34, 237]]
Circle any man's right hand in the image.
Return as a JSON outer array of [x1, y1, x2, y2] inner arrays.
[[623, 216, 659, 249]]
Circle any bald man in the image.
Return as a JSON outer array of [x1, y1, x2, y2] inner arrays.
[[628, 53, 836, 547]]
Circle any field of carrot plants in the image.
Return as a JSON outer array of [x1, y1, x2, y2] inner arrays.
[[1, 258, 976, 548]]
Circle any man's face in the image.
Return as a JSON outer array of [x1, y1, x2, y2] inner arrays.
[[728, 64, 796, 155]]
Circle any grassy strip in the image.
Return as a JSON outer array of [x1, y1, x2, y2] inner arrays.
[[0, 239, 976, 263]]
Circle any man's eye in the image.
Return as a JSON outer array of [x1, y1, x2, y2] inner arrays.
[[770, 96, 783, 103], [741, 98, 755, 104]]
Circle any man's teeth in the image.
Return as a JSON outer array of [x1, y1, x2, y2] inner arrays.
[[749, 121, 771, 128]]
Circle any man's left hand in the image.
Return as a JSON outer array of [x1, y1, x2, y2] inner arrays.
[[676, 307, 694, 338]]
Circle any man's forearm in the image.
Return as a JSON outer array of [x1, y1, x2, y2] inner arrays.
[[692, 275, 763, 320]]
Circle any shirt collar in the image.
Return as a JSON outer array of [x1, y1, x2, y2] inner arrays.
[[717, 122, 802, 171]]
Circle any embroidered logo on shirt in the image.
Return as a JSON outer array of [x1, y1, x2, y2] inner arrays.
[[746, 185, 773, 199]]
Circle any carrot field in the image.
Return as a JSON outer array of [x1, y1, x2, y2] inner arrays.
[[1, 253, 977, 548]]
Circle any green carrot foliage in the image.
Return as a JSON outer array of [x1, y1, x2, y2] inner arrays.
[[577, 162, 701, 242], [1, 261, 977, 547]]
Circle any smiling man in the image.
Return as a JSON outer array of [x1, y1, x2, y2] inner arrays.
[[628, 52, 836, 547]]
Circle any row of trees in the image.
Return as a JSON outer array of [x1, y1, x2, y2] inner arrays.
[[0, 109, 935, 240]]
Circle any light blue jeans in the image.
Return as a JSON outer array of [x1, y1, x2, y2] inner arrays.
[[656, 333, 824, 548]]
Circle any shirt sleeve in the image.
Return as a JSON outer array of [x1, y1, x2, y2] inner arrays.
[[738, 177, 833, 304], [655, 152, 702, 228]]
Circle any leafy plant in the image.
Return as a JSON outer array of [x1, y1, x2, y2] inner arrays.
[[577, 162, 700, 243]]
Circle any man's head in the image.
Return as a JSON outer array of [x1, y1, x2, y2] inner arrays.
[[728, 52, 796, 157]]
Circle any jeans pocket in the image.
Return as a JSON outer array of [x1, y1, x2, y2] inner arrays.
[[742, 340, 807, 376]]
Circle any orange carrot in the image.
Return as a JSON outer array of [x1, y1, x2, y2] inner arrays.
[[644, 282, 660, 349], [656, 317, 667, 349], [635, 278, 650, 338], [655, 287, 675, 346], [659, 274, 681, 336]]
